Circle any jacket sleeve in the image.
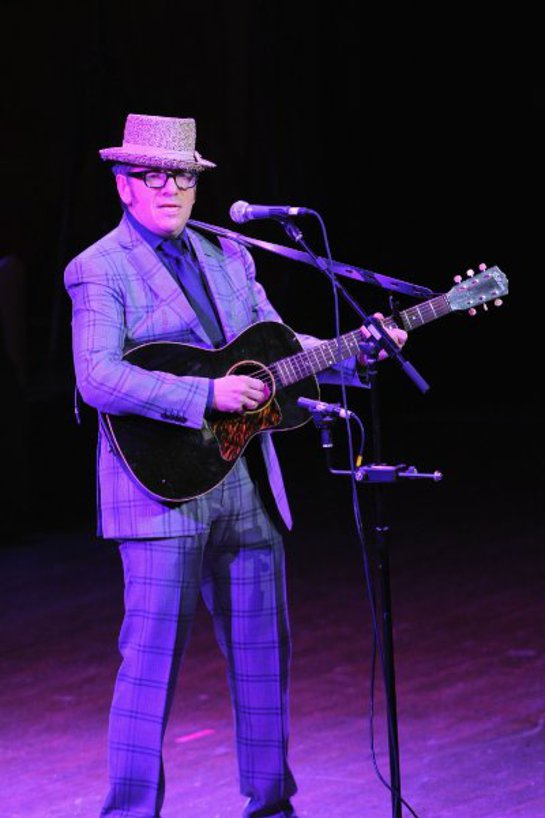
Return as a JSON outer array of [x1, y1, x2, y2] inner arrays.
[[64, 254, 210, 429]]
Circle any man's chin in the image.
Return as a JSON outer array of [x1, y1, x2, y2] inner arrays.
[[158, 217, 188, 238]]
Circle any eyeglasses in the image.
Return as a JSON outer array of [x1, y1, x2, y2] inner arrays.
[[126, 169, 198, 190]]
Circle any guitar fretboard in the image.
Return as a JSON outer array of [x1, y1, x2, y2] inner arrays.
[[393, 295, 451, 331], [269, 294, 452, 388], [269, 331, 363, 386]]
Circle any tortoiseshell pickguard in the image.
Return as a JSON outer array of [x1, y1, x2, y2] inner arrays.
[[209, 401, 283, 461]]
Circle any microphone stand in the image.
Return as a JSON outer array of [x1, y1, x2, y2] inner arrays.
[[362, 350, 403, 817], [280, 217, 437, 818]]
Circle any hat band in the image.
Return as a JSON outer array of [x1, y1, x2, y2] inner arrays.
[[116, 143, 197, 160]]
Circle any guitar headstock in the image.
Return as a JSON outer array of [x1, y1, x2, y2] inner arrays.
[[446, 264, 508, 315]]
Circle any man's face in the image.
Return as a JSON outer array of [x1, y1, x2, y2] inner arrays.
[[116, 167, 197, 238]]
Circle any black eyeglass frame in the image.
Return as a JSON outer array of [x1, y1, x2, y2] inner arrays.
[[126, 169, 199, 190]]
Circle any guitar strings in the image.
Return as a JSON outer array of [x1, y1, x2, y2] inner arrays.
[[228, 306, 454, 388], [232, 331, 362, 388]]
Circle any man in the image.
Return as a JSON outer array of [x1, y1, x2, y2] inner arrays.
[[65, 113, 406, 818]]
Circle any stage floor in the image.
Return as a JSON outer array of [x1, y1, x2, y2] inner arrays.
[[1, 460, 543, 818]]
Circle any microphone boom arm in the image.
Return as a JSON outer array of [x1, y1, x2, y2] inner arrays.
[[188, 218, 435, 298]]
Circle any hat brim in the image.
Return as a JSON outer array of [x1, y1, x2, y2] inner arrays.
[[99, 146, 216, 171]]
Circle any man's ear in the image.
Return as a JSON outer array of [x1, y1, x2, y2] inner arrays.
[[116, 173, 132, 206]]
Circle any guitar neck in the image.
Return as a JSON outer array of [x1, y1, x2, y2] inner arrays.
[[387, 294, 451, 332], [271, 293, 452, 387]]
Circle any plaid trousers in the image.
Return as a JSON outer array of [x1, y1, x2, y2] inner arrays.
[[101, 457, 297, 818]]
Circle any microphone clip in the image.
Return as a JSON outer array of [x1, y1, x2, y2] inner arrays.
[[311, 411, 338, 450], [297, 397, 350, 449], [279, 218, 304, 243]]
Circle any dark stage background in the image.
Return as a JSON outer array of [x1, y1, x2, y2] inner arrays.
[[0, 2, 541, 541]]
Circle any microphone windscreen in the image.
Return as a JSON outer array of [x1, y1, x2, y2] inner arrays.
[[229, 200, 248, 224]]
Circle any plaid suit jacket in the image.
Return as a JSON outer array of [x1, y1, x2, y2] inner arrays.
[[65, 214, 365, 539]]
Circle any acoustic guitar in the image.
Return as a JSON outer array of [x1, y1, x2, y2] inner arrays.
[[103, 265, 508, 502]]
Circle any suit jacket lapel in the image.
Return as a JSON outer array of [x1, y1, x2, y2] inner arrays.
[[116, 216, 212, 346]]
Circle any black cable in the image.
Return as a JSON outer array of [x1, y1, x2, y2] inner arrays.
[[305, 212, 421, 818]]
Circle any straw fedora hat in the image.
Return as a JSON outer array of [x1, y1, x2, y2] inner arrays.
[[99, 114, 216, 171]]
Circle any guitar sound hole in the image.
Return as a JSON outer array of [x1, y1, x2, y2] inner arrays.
[[226, 359, 276, 409]]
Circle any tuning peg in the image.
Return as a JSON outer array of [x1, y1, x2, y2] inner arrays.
[[468, 308, 477, 316], [494, 298, 503, 307], [478, 263, 487, 271], [466, 268, 475, 277], [454, 274, 463, 283]]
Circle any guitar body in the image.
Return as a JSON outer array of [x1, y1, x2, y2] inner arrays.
[[103, 321, 320, 502]]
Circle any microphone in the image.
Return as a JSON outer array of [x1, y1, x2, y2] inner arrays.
[[297, 397, 353, 419], [229, 200, 312, 224]]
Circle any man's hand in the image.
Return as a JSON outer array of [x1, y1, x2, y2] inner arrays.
[[358, 313, 408, 365], [212, 375, 270, 413]]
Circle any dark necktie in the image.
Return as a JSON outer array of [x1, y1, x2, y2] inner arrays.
[[159, 238, 224, 347]]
